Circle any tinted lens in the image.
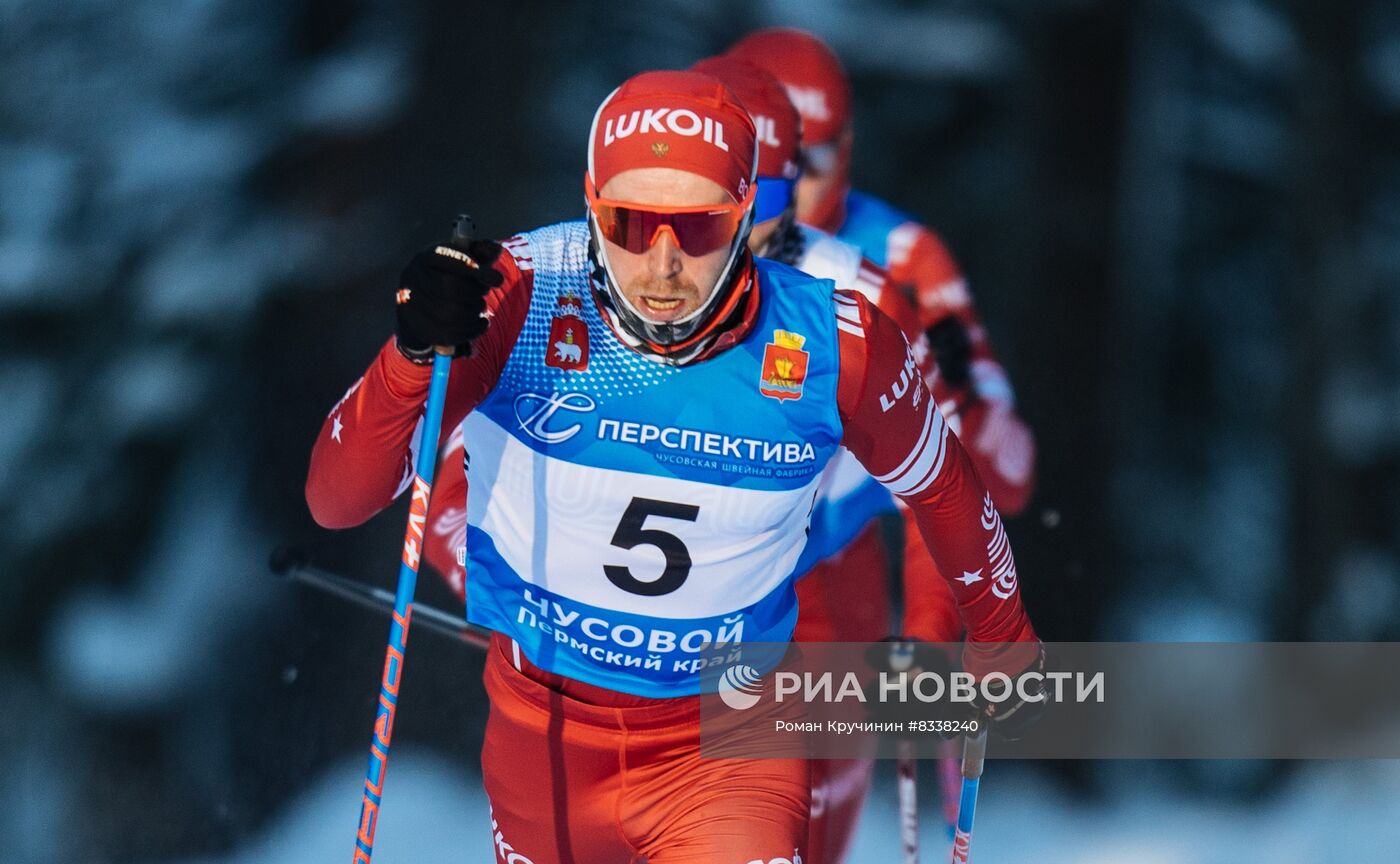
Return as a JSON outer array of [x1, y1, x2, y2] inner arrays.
[[593, 204, 654, 253], [753, 178, 794, 222], [668, 209, 741, 255]]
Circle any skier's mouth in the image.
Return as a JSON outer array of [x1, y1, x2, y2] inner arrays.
[[641, 296, 686, 318]]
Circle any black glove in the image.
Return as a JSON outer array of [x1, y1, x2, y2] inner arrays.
[[394, 239, 504, 361], [862, 638, 965, 740], [970, 646, 1049, 742], [925, 316, 973, 391]]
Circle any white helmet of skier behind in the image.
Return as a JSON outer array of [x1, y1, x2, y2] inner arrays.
[[585, 70, 760, 365]]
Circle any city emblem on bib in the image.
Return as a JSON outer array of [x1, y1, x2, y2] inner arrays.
[[759, 329, 809, 401], [545, 291, 589, 371]]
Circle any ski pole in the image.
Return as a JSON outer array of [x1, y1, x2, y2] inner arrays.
[[938, 739, 962, 837], [270, 546, 489, 650], [896, 740, 919, 864], [885, 639, 920, 864], [351, 216, 475, 864], [949, 728, 987, 864]]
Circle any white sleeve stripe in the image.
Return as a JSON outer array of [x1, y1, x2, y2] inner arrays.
[[501, 236, 535, 270], [887, 416, 946, 497], [835, 306, 862, 326], [445, 422, 465, 453], [874, 400, 935, 484], [836, 320, 866, 338], [833, 293, 859, 308], [891, 422, 948, 498]]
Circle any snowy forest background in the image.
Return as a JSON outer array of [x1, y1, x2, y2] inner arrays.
[[3, 0, 1399, 861]]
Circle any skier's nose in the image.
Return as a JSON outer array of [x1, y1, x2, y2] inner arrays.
[[646, 225, 684, 279]]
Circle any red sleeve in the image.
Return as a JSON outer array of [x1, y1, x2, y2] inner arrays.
[[834, 290, 1038, 676], [885, 222, 970, 332], [304, 247, 534, 530], [888, 223, 1037, 514]]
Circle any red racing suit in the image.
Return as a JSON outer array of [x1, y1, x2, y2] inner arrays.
[[305, 230, 1038, 862]]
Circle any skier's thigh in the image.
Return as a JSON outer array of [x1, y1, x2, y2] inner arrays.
[[480, 648, 640, 863], [637, 757, 809, 864]]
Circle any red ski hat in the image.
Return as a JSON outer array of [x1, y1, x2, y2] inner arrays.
[[689, 55, 801, 181], [588, 70, 758, 204], [727, 28, 851, 146]]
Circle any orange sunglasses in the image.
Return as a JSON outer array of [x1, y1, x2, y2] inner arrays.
[[586, 174, 755, 257]]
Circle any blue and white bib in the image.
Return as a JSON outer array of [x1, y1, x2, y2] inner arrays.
[[463, 220, 843, 697]]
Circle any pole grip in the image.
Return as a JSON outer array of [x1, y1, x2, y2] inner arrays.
[[433, 214, 477, 357], [961, 728, 988, 780], [448, 213, 476, 250]]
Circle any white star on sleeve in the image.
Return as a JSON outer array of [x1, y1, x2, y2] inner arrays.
[[331, 414, 344, 443], [957, 569, 983, 585]]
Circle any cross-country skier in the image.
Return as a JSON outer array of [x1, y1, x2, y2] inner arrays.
[[416, 59, 920, 647], [689, 52, 928, 864], [727, 28, 1044, 859], [306, 69, 1042, 864], [728, 24, 1038, 658]]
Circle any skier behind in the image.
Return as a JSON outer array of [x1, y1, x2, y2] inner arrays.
[[306, 69, 1042, 863], [728, 23, 1038, 656], [688, 52, 933, 864]]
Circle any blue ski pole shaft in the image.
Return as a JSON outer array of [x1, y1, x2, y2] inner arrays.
[[352, 217, 474, 864], [949, 728, 987, 864]]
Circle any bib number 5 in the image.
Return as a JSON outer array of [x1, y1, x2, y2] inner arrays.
[[605, 497, 700, 596]]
